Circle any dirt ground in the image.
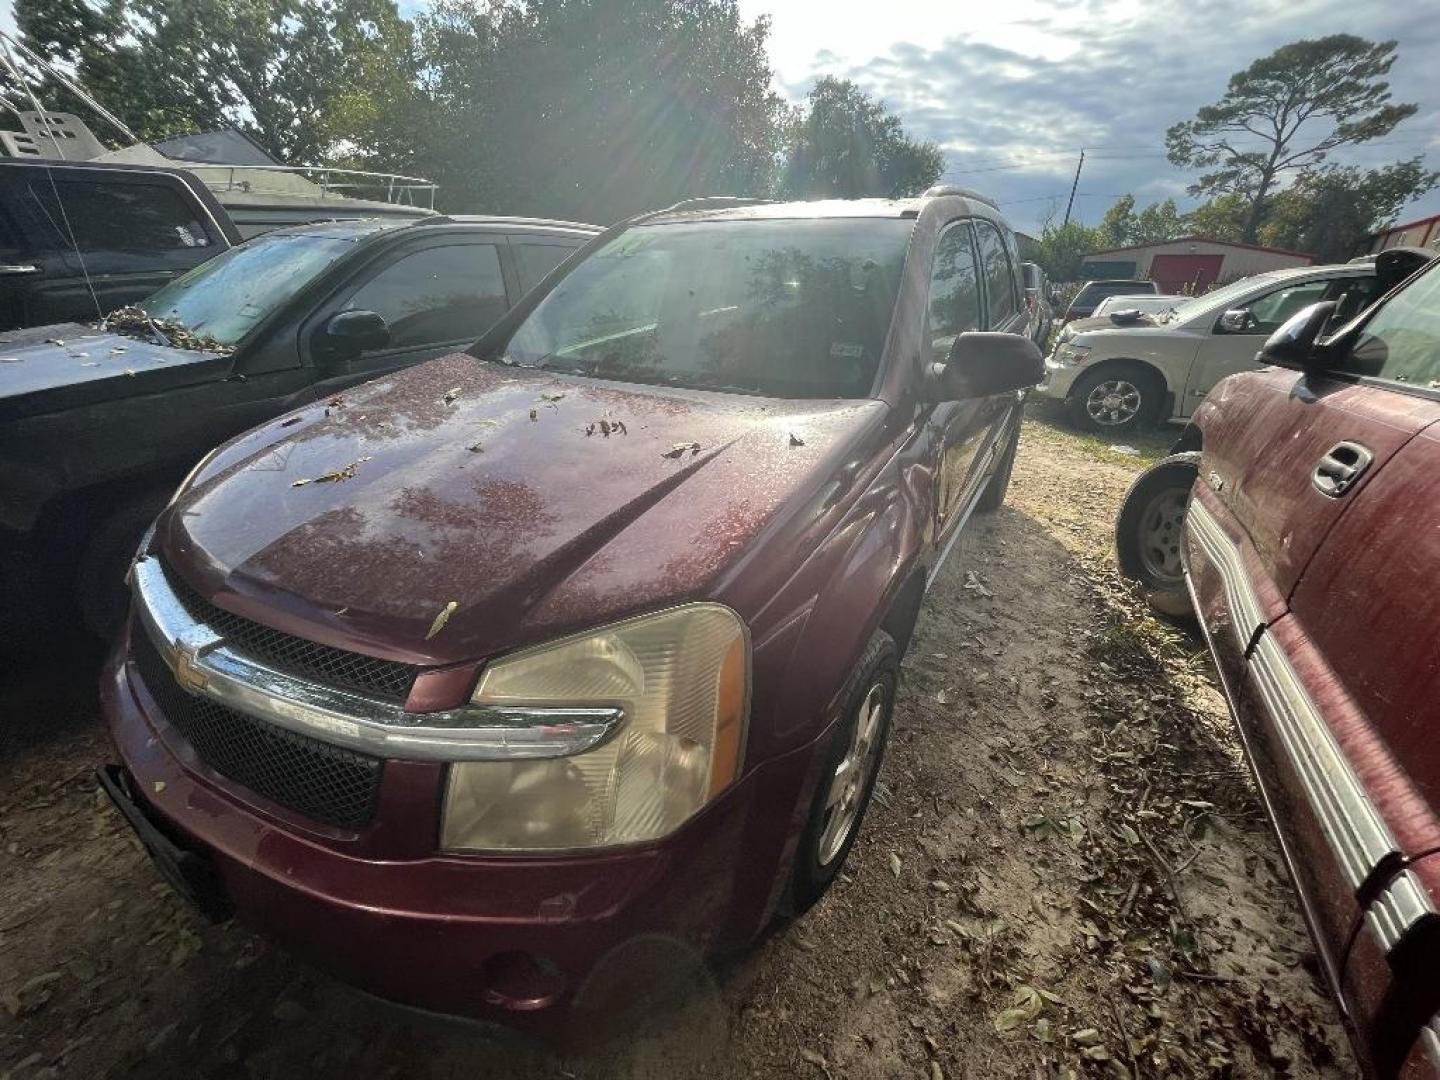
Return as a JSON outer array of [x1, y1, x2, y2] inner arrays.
[[0, 414, 1354, 1080]]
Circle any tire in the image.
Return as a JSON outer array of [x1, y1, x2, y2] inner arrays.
[[1068, 364, 1163, 433], [976, 418, 1021, 513], [790, 629, 898, 914], [76, 490, 170, 640], [1115, 451, 1201, 618]]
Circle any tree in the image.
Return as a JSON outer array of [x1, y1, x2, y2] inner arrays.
[[780, 76, 943, 199], [1097, 194, 1135, 248], [1032, 218, 1101, 282], [1096, 194, 1185, 248], [1166, 35, 1419, 242], [12, 0, 417, 163], [1259, 158, 1439, 262], [1183, 194, 1249, 243]]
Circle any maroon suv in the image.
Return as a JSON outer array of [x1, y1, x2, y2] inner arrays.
[[99, 192, 1043, 1032], [1117, 252, 1440, 1078]]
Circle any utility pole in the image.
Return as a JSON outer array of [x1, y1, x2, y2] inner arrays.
[[1061, 148, 1085, 228]]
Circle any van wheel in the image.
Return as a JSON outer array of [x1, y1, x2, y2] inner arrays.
[[977, 420, 1021, 513], [76, 490, 169, 640], [1115, 452, 1201, 618], [1069, 365, 1162, 432], [790, 630, 898, 914]]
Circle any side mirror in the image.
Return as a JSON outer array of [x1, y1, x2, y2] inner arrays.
[[1259, 300, 1336, 372], [1216, 309, 1254, 334], [320, 309, 390, 359], [932, 332, 1045, 400]]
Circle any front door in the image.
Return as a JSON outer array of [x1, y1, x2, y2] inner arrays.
[[305, 235, 517, 401], [1181, 272, 1380, 418]]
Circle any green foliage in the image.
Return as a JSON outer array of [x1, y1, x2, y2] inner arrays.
[[778, 76, 944, 199], [1259, 159, 1439, 262], [1166, 35, 1420, 241], [1182, 194, 1248, 243], [1096, 195, 1186, 248], [1032, 220, 1101, 283]]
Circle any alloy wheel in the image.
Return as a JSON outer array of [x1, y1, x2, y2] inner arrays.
[[1137, 487, 1189, 583], [1085, 378, 1143, 426], [817, 682, 887, 866]]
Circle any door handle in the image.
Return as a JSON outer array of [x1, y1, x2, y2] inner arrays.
[[0, 263, 39, 275], [1312, 441, 1373, 498]]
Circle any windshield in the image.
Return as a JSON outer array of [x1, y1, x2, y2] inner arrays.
[[141, 232, 357, 346], [496, 218, 913, 398], [1162, 274, 1283, 324]]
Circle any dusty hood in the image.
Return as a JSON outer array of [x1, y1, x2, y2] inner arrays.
[[0, 323, 228, 420], [159, 353, 887, 664]]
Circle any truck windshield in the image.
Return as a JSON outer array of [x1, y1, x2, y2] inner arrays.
[[141, 232, 355, 346], [496, 218, 912, 398], [1163, 274, 1282, 324]]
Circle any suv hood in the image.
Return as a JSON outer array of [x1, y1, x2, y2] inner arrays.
[[0, 323, 226, 421], [158, 353, 888, 665]]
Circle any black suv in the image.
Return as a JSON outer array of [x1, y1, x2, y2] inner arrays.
[[0, 213, 597, 640]]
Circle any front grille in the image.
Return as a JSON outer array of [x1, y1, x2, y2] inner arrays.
[[133, 626, 384, 828], [162, 564, 416, 704]]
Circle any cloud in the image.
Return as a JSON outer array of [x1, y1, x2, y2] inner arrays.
[[776, 0, 1440, 234]]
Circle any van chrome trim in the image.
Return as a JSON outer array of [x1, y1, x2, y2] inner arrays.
[[1422, 1015, 1440, 1071], [1250, 631, 1399, 892], [1184, 498, 1265, 641], [131, 556, 622, 761], [1365, 870, 1435, 953]]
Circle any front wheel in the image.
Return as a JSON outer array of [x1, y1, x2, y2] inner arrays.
[[789, 630, 898, 914], [1068, 365, 1162, 433], [976, 419, 1020, 513], [1115, 451, 1201, 618]]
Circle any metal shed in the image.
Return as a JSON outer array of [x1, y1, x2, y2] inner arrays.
[[1080, 237, 1315, 293]]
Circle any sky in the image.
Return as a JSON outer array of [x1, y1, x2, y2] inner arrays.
[[2, 0, 1437, 237]]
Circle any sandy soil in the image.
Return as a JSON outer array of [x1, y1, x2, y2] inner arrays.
[[0, 416, 1352, 1080]]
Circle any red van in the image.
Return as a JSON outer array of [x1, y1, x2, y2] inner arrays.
[[97, 192, 1043, 1033], [1118, 251, 1440, 1079]]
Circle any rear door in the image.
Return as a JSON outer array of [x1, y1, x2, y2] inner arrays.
[[1183, 271, 1380, 415]]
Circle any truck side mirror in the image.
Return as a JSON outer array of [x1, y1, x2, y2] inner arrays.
[[320, 309, 390, 359], [1258, 301, 1337, 372], [932, 332, 1044, 400], [1216, 309, 1253, 334]]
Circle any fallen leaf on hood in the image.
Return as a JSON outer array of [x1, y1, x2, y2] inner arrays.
[[279, 416, 302, 428], [426, 600, 458, 640], [467, 441, 485, 453], [123, 368, 137, 377], [326, 396, 344, 407], [110, 346, 128, 354], [585, 423, 596, 436], [662, 441, 702, 459], [539, 392, 565, 403], [442, 387, 462, 405], [291, 456, 373, 487], [152, 781, 166, 794], [529, 408, 538, 422], [789, 432, 805, 446], [46, 338, 65, 346]]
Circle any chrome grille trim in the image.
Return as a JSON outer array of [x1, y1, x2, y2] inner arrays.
[[131, 556, 623, 761], [1365, 870, 1435, 953]]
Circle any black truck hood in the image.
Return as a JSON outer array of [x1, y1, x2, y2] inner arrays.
[[0, 323, 233, 421]]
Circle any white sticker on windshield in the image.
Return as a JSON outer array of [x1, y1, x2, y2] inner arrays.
[[830, 342, 864, 360]]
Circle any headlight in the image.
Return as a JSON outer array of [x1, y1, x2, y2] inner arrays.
[[1053, 343, 1091, 365], [441, 604, 749, 851]]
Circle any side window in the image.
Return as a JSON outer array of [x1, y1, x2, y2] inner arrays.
[[515, 243, 577, 290], [1323, 274, 1383, 326], [973, 220, 1018, 327], [1335, 267, 1440, 389], [343, 243, 508, 349], [1240, 279, 1331, 334], [927, 222, 982, 362], [34, 179, 214, 253]]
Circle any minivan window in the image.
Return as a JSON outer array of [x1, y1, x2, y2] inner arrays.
[[142, 231, 354, 346], [497, 219, 912, 398], [515, 243, 576, 289], [1338, 265, 1440, 388], [973, 220, 1017, 326]]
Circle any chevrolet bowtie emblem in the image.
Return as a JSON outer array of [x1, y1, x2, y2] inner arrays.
[[170, 638, 208, 692]]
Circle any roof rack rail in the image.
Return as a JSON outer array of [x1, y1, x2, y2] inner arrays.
[[921, 185, 999, 210], [661, 196, 775, 213]]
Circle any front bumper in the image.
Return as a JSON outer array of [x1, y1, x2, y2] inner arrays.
[[101, 621, 824, 1037], [1036, 356, 1081, 401]]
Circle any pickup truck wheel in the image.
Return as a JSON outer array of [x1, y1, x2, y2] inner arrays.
[[1069, 365, 1161, 433], [76, 491, 170, 640], [1115, 452, 1201, 618], [976, 419, 1021, 513], [790, 629, 897, 914]]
